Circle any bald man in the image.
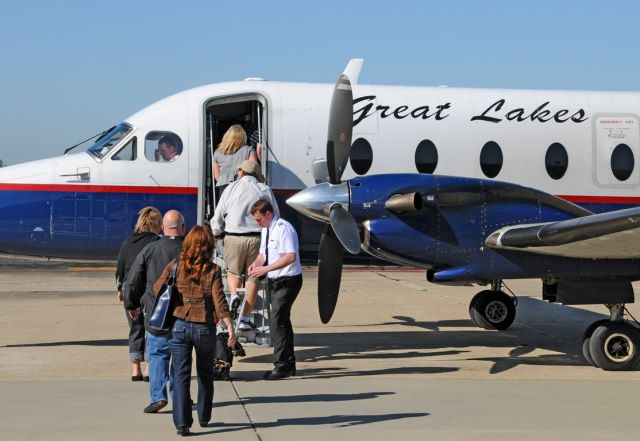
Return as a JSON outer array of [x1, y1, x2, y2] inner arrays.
[[125, 210, 185, 414]]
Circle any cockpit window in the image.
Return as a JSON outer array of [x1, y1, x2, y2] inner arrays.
[[86, 124, 133, 159]]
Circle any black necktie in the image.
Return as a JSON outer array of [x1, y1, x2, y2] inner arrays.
[[264, 226, 270, 266]]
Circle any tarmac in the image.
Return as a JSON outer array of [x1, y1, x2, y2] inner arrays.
[[1, 256, 639, 441]]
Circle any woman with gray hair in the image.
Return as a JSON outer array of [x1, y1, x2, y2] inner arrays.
[[115, 206, 162, 381]]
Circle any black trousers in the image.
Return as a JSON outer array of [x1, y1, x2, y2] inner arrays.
[[269, 274, 303, 368]]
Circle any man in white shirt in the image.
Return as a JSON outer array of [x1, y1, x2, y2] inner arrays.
[[248, 199, 303, 380], [210, 160, 279, 330]]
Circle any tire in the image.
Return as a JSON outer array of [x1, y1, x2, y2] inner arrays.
[[468, 291, 490, 327], [581, 319, 609, 367], [472, 290, 516, 331], [589, 322, 640, 371]]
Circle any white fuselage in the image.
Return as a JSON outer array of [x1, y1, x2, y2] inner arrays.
[[0, 79, 638, 258]]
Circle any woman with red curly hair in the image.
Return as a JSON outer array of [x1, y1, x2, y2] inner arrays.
[[154, 225, 236, 436]]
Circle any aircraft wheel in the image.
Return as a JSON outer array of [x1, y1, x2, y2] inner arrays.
[[472, 290, 516, 331], [468, 290, 491, 327], [588, 321, 640, 371], [581, 319, 609, 367]]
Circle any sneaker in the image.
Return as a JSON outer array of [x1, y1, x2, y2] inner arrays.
[[238, 319, 257, 331], [229, 294, 242, 320]]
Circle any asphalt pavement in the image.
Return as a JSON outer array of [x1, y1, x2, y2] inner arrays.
[[1, 256, 639, 440]]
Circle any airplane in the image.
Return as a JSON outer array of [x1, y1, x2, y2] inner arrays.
[[1, 59, 640, 370], [287, 63, 640, 372]]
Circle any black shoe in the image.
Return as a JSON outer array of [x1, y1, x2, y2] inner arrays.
[[176, 426, 190, 436], [131, 375, 144, 382], [263, 367, 295, 380], [213, 367, 231, 381], [199, 421, 209, 428], [143, 400, 167, 413], [233, 342, 246, 357], [143, 375, 150, 382]]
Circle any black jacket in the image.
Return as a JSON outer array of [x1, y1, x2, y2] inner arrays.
[[124, 236, 184, 335], [115, 232, 160, 291]]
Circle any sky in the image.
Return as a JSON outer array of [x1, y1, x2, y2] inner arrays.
[[1, 0, 640, 165]]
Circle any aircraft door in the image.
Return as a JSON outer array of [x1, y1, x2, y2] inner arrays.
[[203, 95, 268, 221], [593, 115, 640, 186]]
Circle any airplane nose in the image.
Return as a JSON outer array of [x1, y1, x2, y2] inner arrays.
[[286, 182, 350, 223]]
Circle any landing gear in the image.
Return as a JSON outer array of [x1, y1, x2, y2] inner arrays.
[[581, 319, 608, 366], [582, 304, 640, 371], [468, 283, 517, 331]]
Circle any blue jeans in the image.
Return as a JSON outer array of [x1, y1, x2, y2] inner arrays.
[[146, 331, 173, 403], [170, 319, 217, 429]]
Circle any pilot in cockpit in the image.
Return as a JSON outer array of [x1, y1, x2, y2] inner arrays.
[[155, 135, 181, 162]]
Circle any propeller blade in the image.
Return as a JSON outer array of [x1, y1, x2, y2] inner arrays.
[[329, 205, 361, 255], [326, 74, 353, 184], [318, 224, 344, 323]]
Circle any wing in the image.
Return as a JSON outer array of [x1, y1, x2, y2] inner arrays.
[[485, 206, 640, 258]]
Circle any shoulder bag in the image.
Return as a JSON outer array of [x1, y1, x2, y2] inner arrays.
[[148, 259, 179, 333]]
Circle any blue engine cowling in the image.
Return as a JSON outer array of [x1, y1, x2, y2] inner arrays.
[[348, 174, 636, 283]]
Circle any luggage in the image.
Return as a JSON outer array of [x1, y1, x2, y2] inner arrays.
[[213, 332, 233, 380], [213, 333, 245, 380]]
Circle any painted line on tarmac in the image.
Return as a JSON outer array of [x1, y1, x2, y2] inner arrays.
[[67, 266, 115, 272], [66, 266, 420, 273], [343, 268, 423, 273], [303, 266, 423, 273], [231, 381, 263, 440]]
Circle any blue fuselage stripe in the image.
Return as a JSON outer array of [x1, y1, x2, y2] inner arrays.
[[0, 190, 198, 258], [0, 188, 637, 261]]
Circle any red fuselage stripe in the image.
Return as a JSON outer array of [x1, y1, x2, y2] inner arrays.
[[0, 183, 198, 194], [0, 184, 638, 204], [558, 195, 640, 204]]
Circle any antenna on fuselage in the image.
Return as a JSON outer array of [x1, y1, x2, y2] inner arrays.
[[63, 128, 112, 155]]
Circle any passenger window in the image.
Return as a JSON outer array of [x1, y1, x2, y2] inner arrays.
[[611, 143, 634, 181], [111, 137, 137, 161], [350, 138, 373, 175], [145, 132, 183, 162], [415, 139, 438, 174], [545, 142, 568, 180], [480, 141, 503, 178]]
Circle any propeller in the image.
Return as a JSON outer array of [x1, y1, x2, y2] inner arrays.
[[287, 68, 363, 323], [316, 73, 360, 323]]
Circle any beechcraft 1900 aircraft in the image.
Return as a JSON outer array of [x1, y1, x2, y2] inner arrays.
[[2, 59, 640, 370]]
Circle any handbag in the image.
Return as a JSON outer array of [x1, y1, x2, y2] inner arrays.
[[148, 259, 179, 333]]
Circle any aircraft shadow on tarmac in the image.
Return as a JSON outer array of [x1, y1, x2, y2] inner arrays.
[[213, 391, 394, 407], [194, 412, 430, 434], [3, 339, 128, 348], [188, 393, 428, 433], [239, 297, 612, 375], [2, 298, 615, 373]]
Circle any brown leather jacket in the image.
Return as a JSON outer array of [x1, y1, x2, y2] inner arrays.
[[154, 259, 230, 324]]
